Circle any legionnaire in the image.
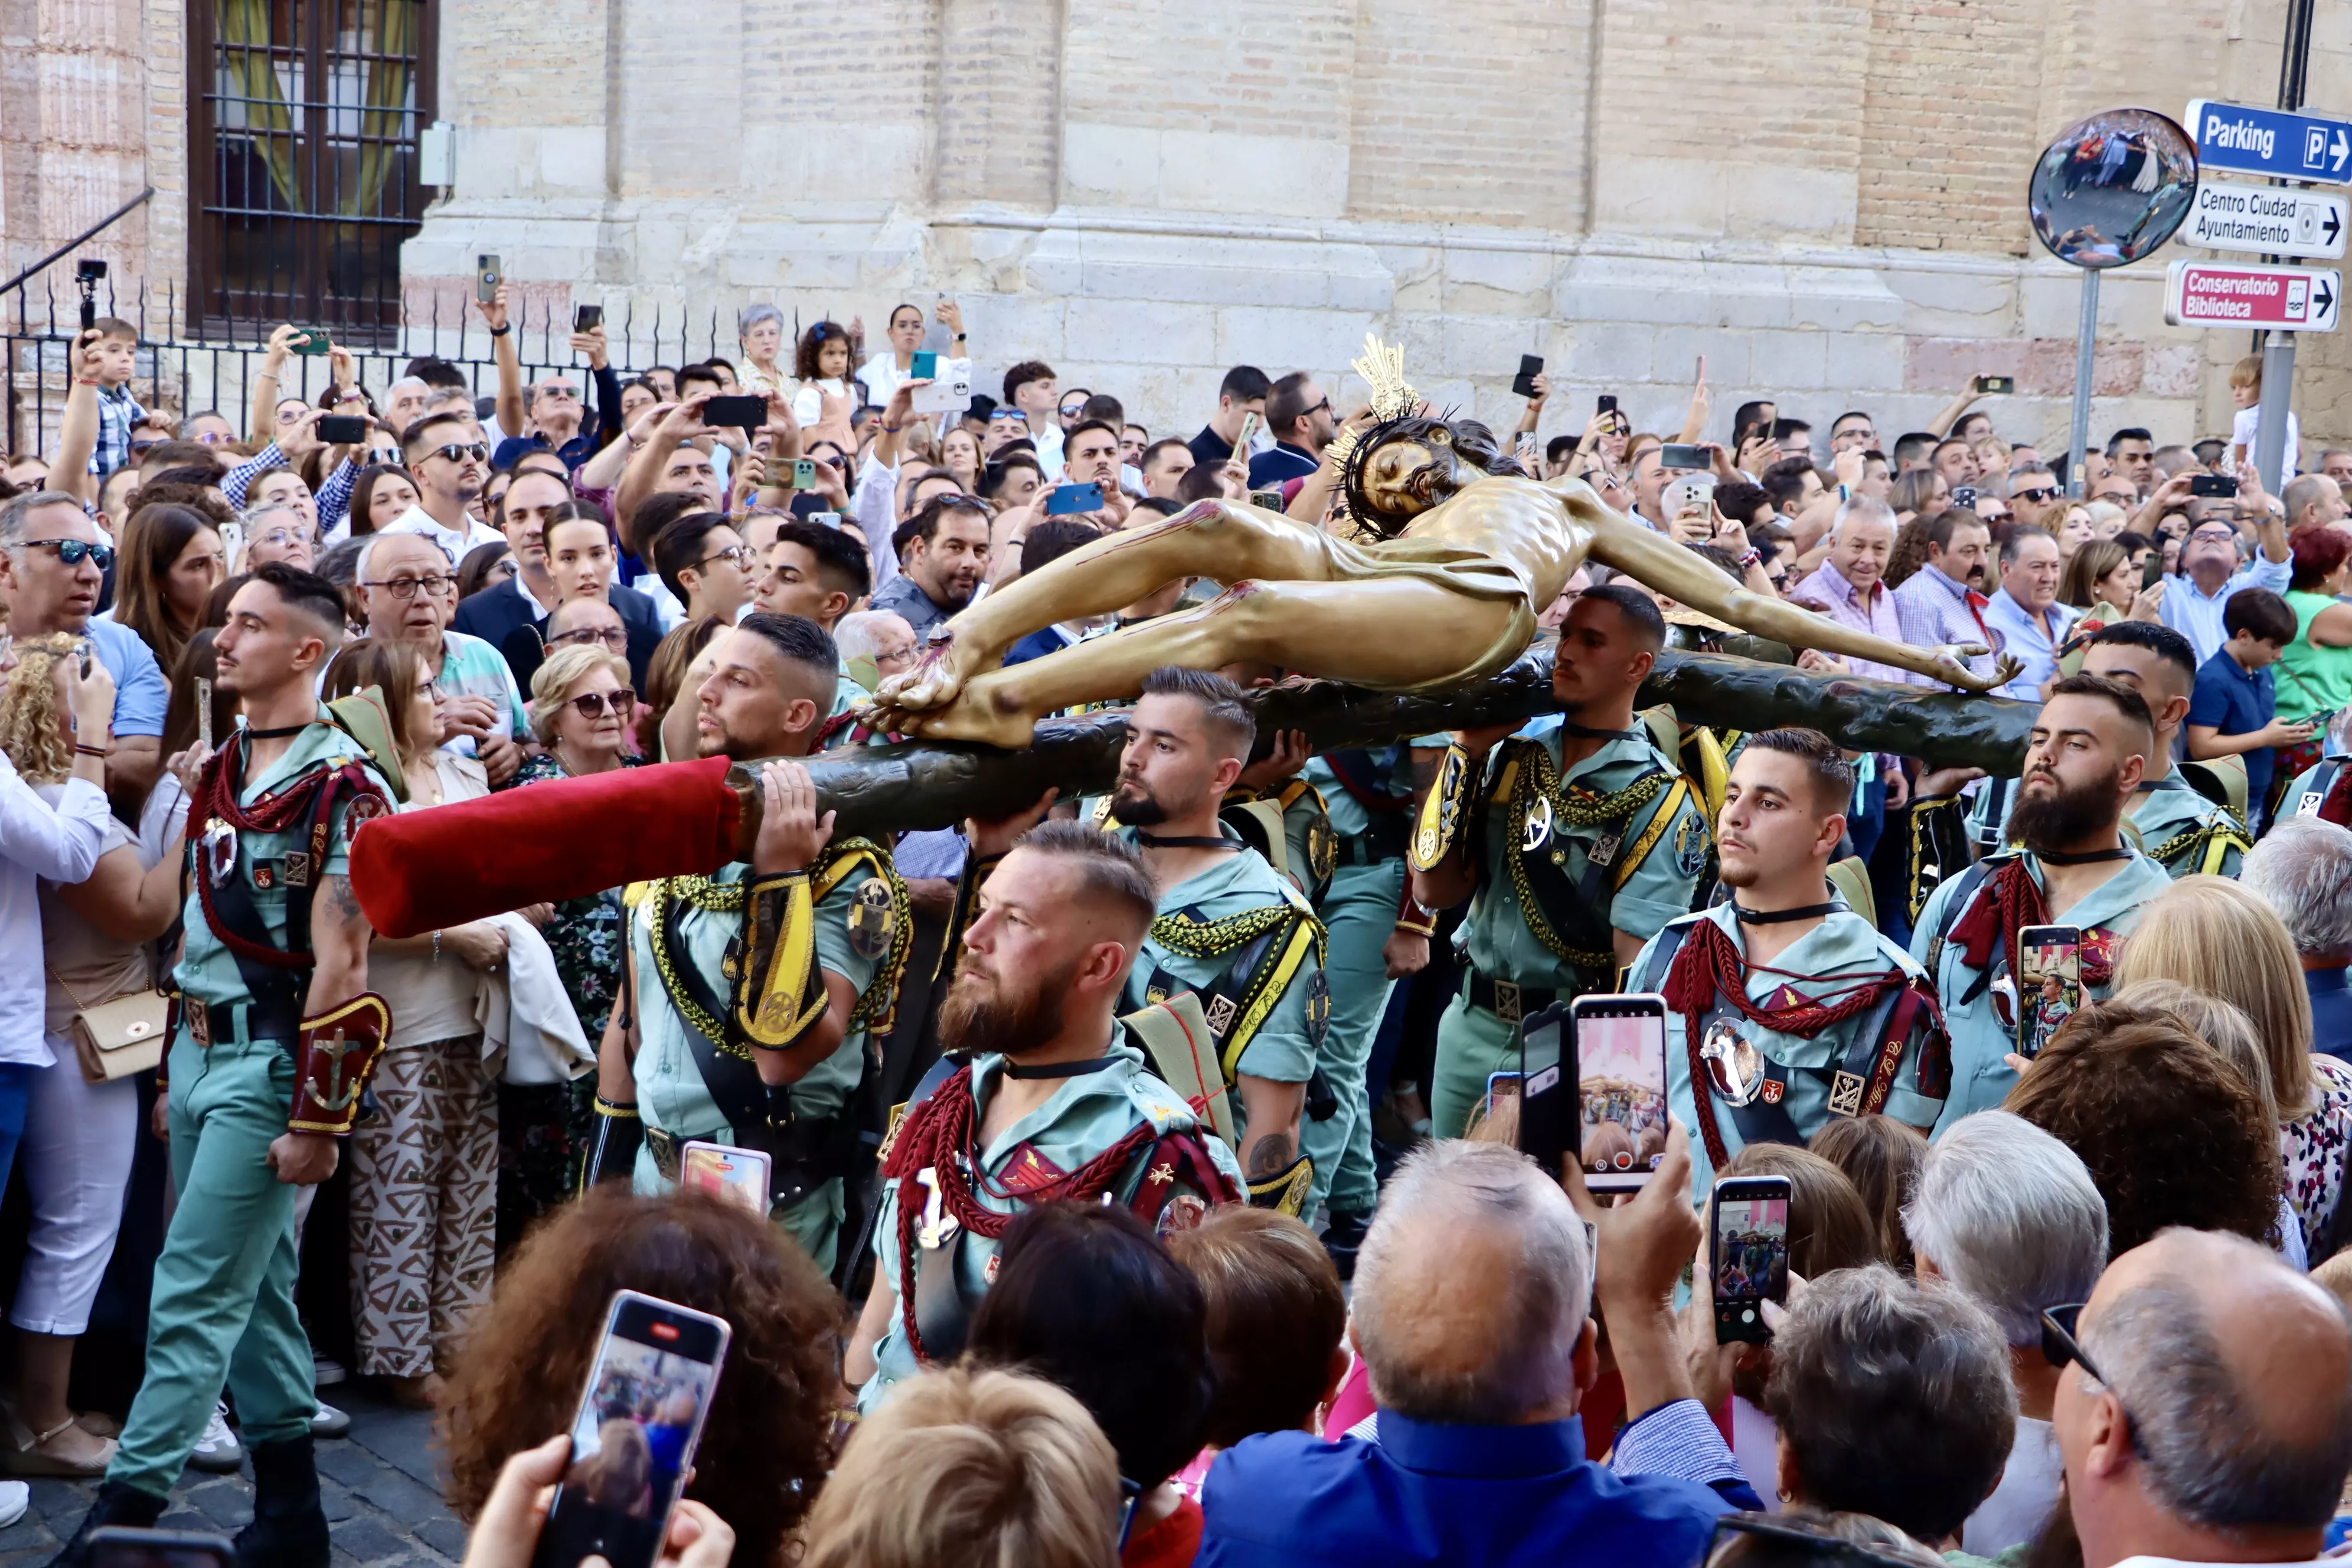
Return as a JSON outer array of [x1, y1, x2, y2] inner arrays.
[[848, 821, 1241, 1410], [62, 564, 394, 1568], [590, 613, 910, 1275], [1409, 585, 1712, 1138], [2283, 710, 2352, 825], [2079, 622, 2252, 878], [1912, 676, 2175, 1133], [1098, 668, 1329, 1211], [1636, 729, 1947, 1203]]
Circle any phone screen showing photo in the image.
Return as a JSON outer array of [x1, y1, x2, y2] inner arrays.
[[1713, 1184, 1791, 1344], [680, 1142, 768, 1218], [532, 1294, 730, 1568], [2014, 926, 2082, 1061], [1572, 998, 1668, 1191]]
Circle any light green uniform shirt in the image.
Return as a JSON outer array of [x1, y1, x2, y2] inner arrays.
[[2129, 773, 2248, 878], [175, 720, 391, 1011]]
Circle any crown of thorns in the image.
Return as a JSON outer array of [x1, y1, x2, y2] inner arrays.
[[1329, 332, 1430, 537]]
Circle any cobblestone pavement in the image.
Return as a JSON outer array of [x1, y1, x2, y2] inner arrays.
[[0, 1387, 467, 1568]]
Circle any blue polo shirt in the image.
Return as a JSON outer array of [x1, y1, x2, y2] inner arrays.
[[2189, 648, 2278, 809]]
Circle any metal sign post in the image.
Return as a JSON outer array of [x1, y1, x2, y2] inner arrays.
[[2254, 331, 2298, 492], [2069, 272, 2100, 500]]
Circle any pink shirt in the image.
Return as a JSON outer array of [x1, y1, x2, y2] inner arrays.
[[1794, 561, 1909, 684]]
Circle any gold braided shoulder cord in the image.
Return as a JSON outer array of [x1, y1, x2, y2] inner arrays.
[[1505, 740, 1670, 968], [821, 839, 914, 1037], [1151, 904, 1295, 960], [645, 876, 741, 1051], [2144, 821, 2250, 874]]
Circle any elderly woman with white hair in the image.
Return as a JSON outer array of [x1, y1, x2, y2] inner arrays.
[[237, 499, 316, 573], [736, 303, 788, 400], [2245, 815, 2352, 1061], [1901, 1110, 2109, 1557]]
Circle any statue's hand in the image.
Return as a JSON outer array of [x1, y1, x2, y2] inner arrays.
[[1928, 644, 2018, 692], [871, 631, 965, 714]]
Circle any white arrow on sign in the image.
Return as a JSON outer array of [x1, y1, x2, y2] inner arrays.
[[2336, 128, 2350, 178], [2186, 180, 2350, 259]]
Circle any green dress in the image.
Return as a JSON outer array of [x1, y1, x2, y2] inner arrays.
[[2276, 587, 2352, 722]]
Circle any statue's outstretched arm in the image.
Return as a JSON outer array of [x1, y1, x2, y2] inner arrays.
[[1587, 516, 2020, 693]]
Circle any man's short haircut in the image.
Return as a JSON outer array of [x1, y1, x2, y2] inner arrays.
[[140, 439, 224, 476], [2105, 426, 2155, 453], [1763, 1265, 2017, 1543], [1891, 432, 1938, 468], [1759, 454, 1819, 510], [2081, 1230, 2352, 1533], [1353, 1141, 1592, 1425], [733, 610, 838, 685], [1574, 581, 1667, 653], [1138, 665, 1256, 764], [1999, 524, 2056, 567], [1545, 433, 1577, 465], [1831, 494, 1897, 542], [1139, 437, 1192, 473], [1772, 417, 1812, 442], [1167, 1208, 1348, 1449], [1831, 410, 1874, 433], [1217, 365, 1272, 404], [2282, 472, 2337, 522], [979, 453, 1043, 502], [1009, 819, 1158, 942], [1740, 727, 1854, 814], [1932, 436, 1974, 465], [1924, 507, 1987, 553], [1712, 479, 1772, 528], [1062, 419, 1119, 455], [249, 559, 349, 641], [675, 364, 724, 396], [2045, 671, 2155, 750], [2224, 586, 2298, 645], [906, 492, 990, 549], [2084, 619, 2197, 688], [772, 518, 871, 600], [648, 511, 730, 605], [1079, 393, 1125, 429], [177, 411, 230, 438], [2245, 818, 2352, 961], [1901, 1111, 2108, 1347], [1002, 360, 1055, 404], [400, 410, 472, 455], [1732, 399, 1774, 435], [1020, 518, 1100, 577], [1174, 462, 1228, 505], [402, 355, 468, 390], [1265, 371, 1319, 436], [0, 489, 94, 547], [1132, 496, 1180, 521]]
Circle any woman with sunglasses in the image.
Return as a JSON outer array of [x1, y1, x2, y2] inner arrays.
[[507, 644, 639, 1234]]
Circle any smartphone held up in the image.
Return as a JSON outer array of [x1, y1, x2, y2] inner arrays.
[[1712, 1175, 1793, 1344], [1569, 994, 1670, 1191]]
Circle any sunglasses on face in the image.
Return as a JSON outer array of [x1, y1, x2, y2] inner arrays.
[[427, 443, 489, 465], [563, 686, 636, 719], [2013, 485, 2060, 503], [17, 538, 114, 570], [366, 573, 457, 599]]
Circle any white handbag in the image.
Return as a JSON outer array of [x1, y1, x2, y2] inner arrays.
[[48, 968, 169, 1083]]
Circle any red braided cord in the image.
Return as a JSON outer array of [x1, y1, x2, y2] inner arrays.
[[2323, 766, 2352, 828], [191, 746, 385, 972], [1948, 858, 2112, 988]]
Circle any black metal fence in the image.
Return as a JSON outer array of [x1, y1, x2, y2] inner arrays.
[[4, 269, 760, 459]]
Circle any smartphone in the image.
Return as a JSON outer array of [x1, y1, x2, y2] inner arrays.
[[1514, 431, 1538, 463], [680, 1141, 770, 1217], [2014, 925, 2082, 1061], [1231, 411, 1261, 466], [477, 254, 502, 304], [195, 677, 214, 752], [1712, 1175, 1794, 1345], [2188, 473, 2237, 498], [1974, 374, 2015, 395], [1511, 353, 1545, 399], [87, 1527, 234, 1568], [574, 304, 602, 332], [790, 459, 817, 491], [1047, 481, 1104, 516], [1660, 443, 1710, 472], [317, 414, 368, 445], [1249, 487, 1286, 511], [76, 257, 106, 331], [910, 349, 938, 378], [703, 395, 766, 432], [1598, 394, 1618, 416], [531, 1292, 731, 1568], [1568, 994, 1670, 1192], [2141, 548, 2168, 590], [1517, 1003, 1573, 1180], [1951, 484, 1979, 509], [810, 510, 843, 527], [75, 637, 94, 678], [290, 330, 331, 356]]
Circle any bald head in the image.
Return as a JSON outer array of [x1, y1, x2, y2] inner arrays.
[[1350, 1141, 1593, 1425], [2073, 1228, 2352, 1540]]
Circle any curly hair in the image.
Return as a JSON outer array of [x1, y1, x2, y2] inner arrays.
[[2004, 999, 2282, 1255], [0, 632, 78, 783], [436, 1187, 843, 1566], [794, 321, 855, 383], [1338, 413, 1527, 540]]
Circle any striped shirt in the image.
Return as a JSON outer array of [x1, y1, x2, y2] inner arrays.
[[1892, 563, 1999, 686]]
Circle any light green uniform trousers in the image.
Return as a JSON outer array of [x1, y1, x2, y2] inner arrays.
[[110, 1027, 315, 1498], [1301, 860, 1404, 1214], [634, 1148, 845, 1276], [1431, 987, 1554, 1142]]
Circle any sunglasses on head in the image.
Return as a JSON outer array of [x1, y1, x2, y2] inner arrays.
[[564, 687, 636, 719], [17, 538, 114, 570]]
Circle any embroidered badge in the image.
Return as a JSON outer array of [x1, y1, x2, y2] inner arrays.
[[1760, 1078, 1785, 1105], [1523, 794, 1554, 853], [997, 1143, 1071, 1197], [1827, 1069, 1867, 1118], [1673, 810, 1709, 878], [847, 876, 896, 961], [253, 863, 276, 891], [984, 1252, 1001, 1284], [341, 793, 388, 844]]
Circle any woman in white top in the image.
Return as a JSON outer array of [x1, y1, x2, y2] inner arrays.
[[0, 635, 160, 1478], [320, 638, 503, 1408], [791, 321, 861, 451], [735, 303, 788, 400], [854, 298, 968, 415]]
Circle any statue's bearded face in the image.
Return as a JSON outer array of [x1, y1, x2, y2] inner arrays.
[[1363, 437, 1462, 518]]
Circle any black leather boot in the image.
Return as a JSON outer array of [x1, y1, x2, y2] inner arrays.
[[48, 1479, 166, 1568], [235, 1435, 330, 1568]]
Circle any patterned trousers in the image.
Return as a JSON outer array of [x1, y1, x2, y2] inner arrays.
[[349, 1036, 498, 1378]]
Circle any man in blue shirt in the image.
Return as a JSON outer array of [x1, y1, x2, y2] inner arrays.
[[2187, 587, 2306, 829], [2158, 482, 2289, 664], [0, 492, 166, 799], [1197, 1128, 1757, 1568], [2245, 818, 2352, 1061], [1243, 372, 1333, 491]]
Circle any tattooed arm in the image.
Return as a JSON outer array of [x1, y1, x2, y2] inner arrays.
[[305, 873, 374, 1017], [1236, 1075, 1306, 1180]]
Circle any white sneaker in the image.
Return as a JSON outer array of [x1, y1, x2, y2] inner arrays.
[[312, 1355, 347, 1389], [188, 1403, 243, 1473], [311, 1402, 350, 1439], [0, 1479, 26, 1528]]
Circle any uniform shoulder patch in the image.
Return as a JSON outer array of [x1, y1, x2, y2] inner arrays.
[[1121, 1069, 1196, 1133], [1671, 804, 1710, 878]]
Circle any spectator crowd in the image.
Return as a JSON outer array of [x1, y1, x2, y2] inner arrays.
[[5, 286, 2352, 1568]]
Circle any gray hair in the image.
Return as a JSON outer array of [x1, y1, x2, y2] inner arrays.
[[834, 609, 913, 665], [386, 375, 430, 399], [2083, 1230, 2352, 1531], [739, 302, 785, 339], [1764, 1264, 2017, 1543], [2244, 817, 2352, 961], [354, 529, 453, 587], [1351, 1140, 1591, 1425], [240, 499, 308, 533], [1902, 1111, 2109, 1347], [1831, 494, 1897, 543], [0, 490, 89, 548]]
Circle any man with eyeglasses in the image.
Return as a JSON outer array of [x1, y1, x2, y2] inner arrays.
[[0, 492, 166, 799], [2048, 1228, 2352, 1568], [453, 474, 656, 688], [382, 410, 502, 562], [489, 323, 620, 473], [2155, 471, 2288, 665], [357, 533, 527, 785], [1247, 373, 1336, 491]]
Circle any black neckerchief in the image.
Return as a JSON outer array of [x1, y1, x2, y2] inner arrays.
[[1135, 831, 1242, 851], [2033, 846, 2133, 866], [1558, 720, 1634, 740], [1000, 1055, 1123, 1080], [1730, 901, 1840, 925], [242, 721, 311, 740]]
